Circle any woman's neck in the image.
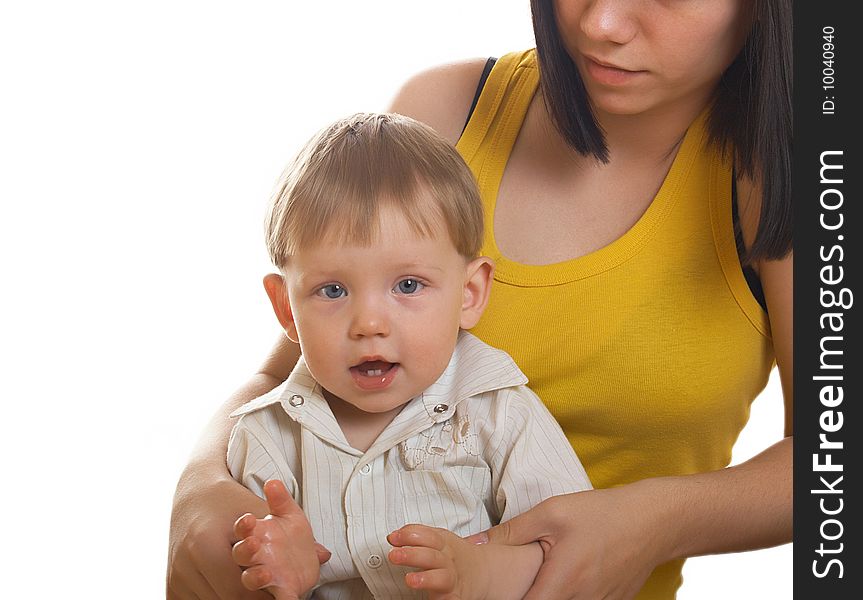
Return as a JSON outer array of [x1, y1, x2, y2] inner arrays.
[[597, 116, 686, 165], [592, 93, 712, 164]]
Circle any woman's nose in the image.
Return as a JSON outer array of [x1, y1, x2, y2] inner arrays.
[[579, 0, 639, 45]]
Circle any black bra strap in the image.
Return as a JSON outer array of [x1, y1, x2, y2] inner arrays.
[[462, 57, 497, 135], [732, 167, 767, 312]]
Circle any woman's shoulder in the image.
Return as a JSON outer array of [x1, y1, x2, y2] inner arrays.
[[387, 58, 489, 144]]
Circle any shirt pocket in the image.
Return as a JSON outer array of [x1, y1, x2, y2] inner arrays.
[[397, 466, 492, 536]]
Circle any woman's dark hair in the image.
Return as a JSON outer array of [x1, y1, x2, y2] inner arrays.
[[530, 0, 792, 262]]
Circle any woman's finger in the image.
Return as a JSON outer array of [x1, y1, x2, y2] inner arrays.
[[314, 542, 332, 564], [483, 495, 563, 547], [522, 554, 580, 600]]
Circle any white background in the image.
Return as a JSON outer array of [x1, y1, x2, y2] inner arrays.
[[0, 1, 790, 598]]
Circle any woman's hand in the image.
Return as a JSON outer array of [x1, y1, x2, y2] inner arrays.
[[167, 473, 272, 599], [167, 471, 331, 599], [472, 485, 668, 600], [165, 355, 303, 599], [232, 480, 324, 600]]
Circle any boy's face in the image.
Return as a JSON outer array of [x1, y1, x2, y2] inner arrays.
[[267, 204, 492, 417]]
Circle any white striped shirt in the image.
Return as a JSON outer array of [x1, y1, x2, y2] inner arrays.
[[228, 331, 591, 599]]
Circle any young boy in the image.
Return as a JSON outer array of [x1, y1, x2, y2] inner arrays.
[[227, 113, 591, 599]]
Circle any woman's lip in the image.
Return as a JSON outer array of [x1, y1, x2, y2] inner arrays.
[[583, 56, 645, 85], [350, 363, 399, 391]]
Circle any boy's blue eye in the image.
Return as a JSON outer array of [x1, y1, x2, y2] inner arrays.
[[395, 279, 423, 294], [318, 284, 347, 299]]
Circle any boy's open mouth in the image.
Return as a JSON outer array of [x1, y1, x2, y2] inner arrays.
[[351, 360, 397, 377], [349, 359, 399, 390]]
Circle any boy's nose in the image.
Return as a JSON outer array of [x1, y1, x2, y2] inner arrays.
[[348, 300, 390, 339]]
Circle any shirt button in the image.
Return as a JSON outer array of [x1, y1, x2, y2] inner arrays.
[[367, 554, 383, 569], [360, 464, 371, 475], [288, 394, 304, 407], [433, 403, 448, 413]]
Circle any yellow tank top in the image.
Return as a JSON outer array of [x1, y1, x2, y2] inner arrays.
[[457, 50, 775, 599]]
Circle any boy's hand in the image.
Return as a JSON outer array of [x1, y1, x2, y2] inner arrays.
[[231, 480, 325, 600], [387, 524, 491, 600]]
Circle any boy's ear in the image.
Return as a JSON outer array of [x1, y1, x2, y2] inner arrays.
[[460, 257, 494, 329], [263, 273, 299, 343]]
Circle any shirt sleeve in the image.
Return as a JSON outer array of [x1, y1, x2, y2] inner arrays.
[[227, 408, 301, 501], [487, 386, 592, 522]]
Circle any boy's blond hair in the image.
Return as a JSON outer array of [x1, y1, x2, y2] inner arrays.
[[265, 113, 483, 269]]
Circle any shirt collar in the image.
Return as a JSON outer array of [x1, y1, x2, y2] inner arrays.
[[229, 359, 320, 418], [414, 330, 527, 420], [230, 356, 356, 452], [229, 331, 527, 453]]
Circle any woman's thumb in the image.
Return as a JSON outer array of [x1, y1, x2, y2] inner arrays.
[[314, 542, 332, 564], [465, 512, 535, 546]]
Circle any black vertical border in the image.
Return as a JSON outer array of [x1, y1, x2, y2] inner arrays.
[[793, 1, 861, 597]]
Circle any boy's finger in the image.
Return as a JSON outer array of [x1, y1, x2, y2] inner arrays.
[[405, 567, 457, 593], [263, 479, 302, 517], [233, 513, 257, 538], [388, 546, 446, 570], [387, 524, 445, 549], [240, 565, 274, 591], [231, 536, 262, 567]]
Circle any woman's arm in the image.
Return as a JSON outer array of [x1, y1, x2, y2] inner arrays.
[[387, 58, 488, 144], [668, 241, 793, 559], [167, 334, 301, 600], [737, 175, 794, 434]]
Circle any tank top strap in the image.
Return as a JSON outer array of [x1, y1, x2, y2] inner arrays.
[[456, 50, 538, 166], [708, 153, 772, 337]]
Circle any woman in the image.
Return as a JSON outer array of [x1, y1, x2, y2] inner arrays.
[[167, 1, 792, 598]]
